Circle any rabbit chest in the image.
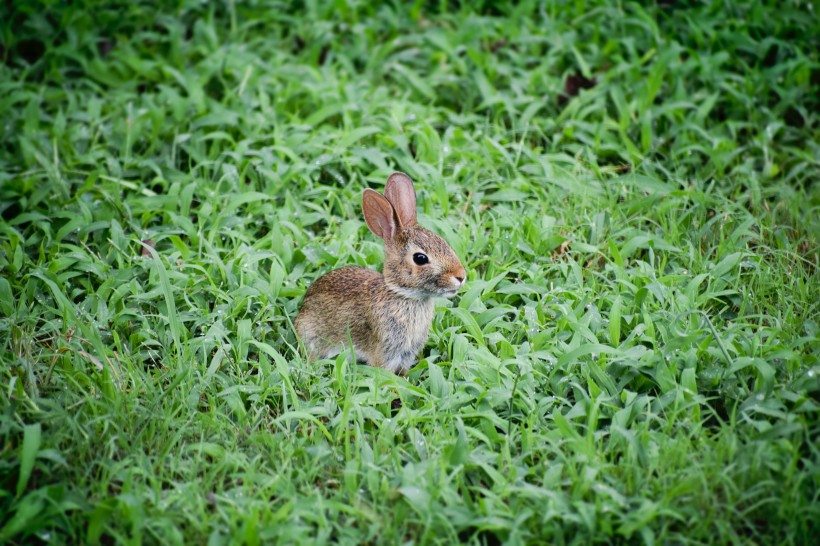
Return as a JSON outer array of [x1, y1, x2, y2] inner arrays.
[[378, 298, 436, 372]]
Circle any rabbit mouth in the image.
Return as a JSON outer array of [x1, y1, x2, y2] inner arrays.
[[420, 287, 460, 299]]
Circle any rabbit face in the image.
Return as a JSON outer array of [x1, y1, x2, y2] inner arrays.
[[384, 226, 466, 299]]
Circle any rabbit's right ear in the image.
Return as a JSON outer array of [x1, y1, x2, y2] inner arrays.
[[362, 189, 399, 241], [384, 172, 417, 228]]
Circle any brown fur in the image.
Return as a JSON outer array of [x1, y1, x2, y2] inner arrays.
[[294, 173, 466, 374]]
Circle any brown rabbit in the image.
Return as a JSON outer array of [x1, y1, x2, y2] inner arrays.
[[295, 172, 467, 374]]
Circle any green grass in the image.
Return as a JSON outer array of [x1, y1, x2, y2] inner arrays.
[[1, 0, 819, 544]]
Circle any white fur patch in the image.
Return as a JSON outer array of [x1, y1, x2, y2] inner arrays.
[[379, 298, 435, 373]]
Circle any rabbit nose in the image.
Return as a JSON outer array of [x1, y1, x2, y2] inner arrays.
[[454, 275, 465, 283]]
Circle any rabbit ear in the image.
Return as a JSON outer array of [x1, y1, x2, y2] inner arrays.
[[384, 172, 417, 228], [362, 188, 399, 241]]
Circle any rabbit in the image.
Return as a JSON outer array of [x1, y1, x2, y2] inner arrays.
[[295, 172, 467, 375]]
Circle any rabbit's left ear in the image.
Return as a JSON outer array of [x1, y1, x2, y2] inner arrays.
[[384, 172, 417, 228], [362, 189, 399, 241]]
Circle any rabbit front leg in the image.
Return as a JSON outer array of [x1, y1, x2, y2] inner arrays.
[[383, 350, 420, 375]]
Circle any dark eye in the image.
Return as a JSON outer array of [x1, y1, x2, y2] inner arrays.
[[412, 253, 429, 265]]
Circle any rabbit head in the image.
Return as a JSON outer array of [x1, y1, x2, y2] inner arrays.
[[362, 173, 466, 300]]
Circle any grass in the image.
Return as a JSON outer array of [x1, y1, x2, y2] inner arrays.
[[1, 0, 819, 543]]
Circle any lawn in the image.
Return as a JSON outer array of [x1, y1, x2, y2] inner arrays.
[[1, 0, 818, 544]]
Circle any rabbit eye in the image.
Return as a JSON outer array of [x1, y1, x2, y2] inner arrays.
[[412, 253, 429, 265]]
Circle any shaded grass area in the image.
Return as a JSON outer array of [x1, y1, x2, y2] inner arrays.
[[1, 0, 819, 544]]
